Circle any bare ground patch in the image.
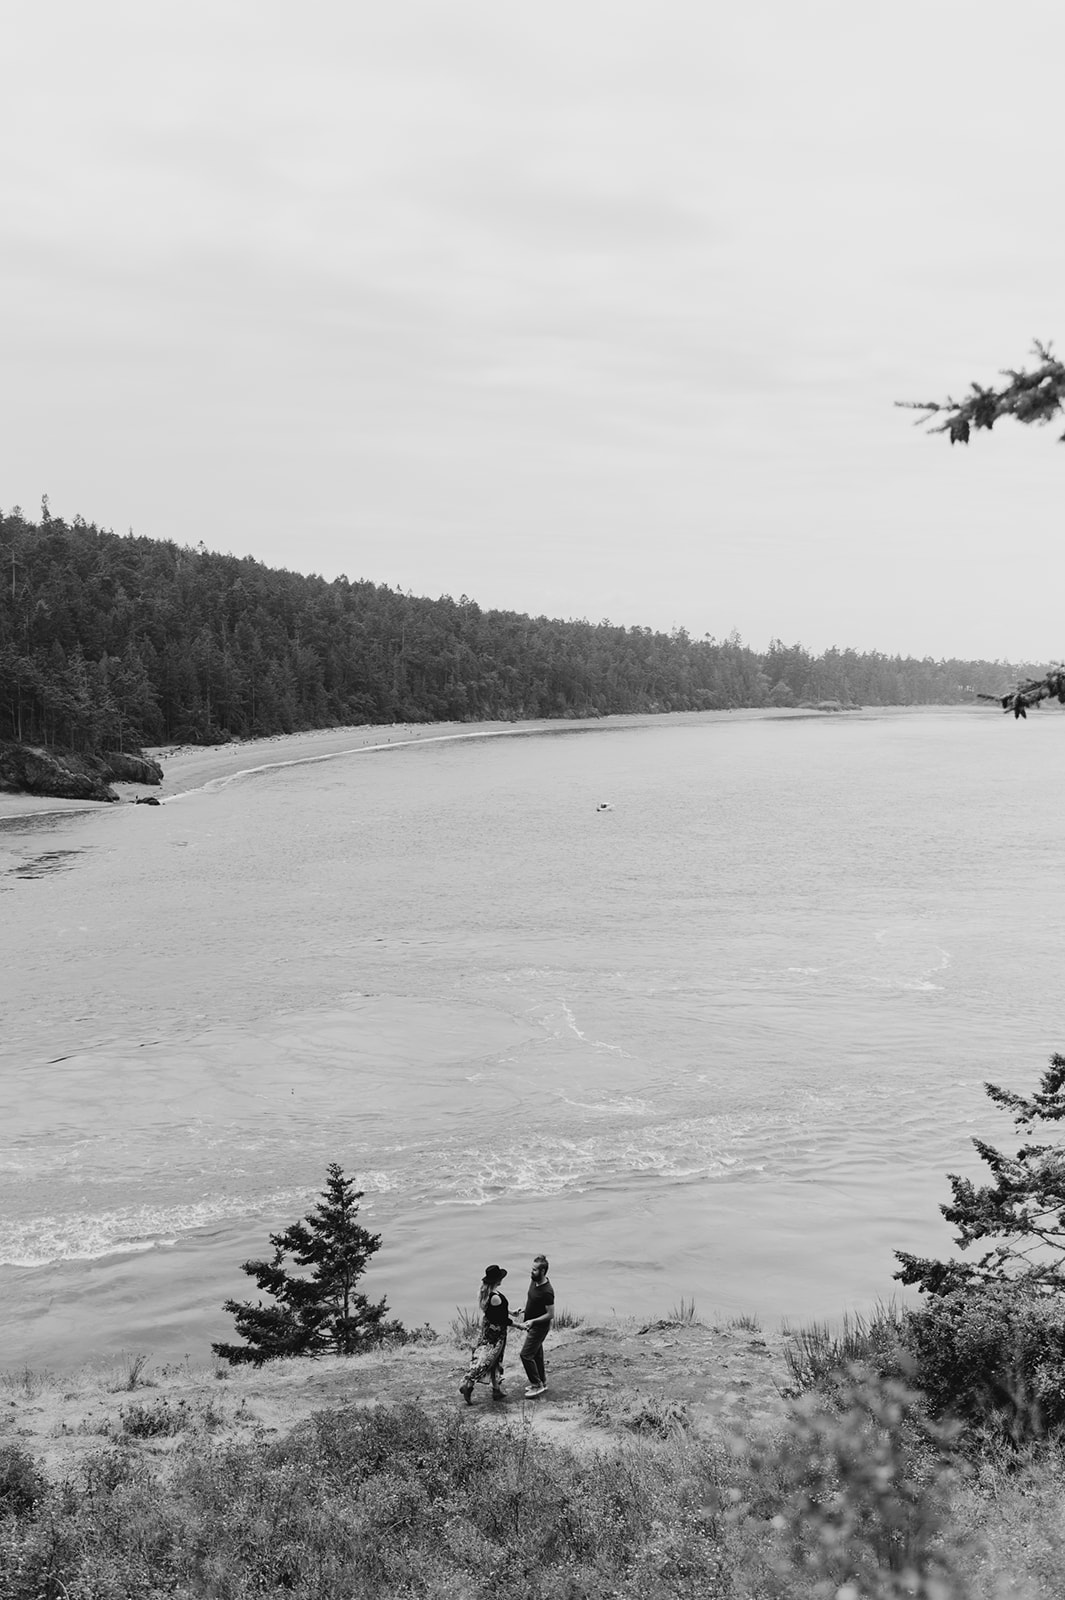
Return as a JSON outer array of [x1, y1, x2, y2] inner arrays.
[[0, 1318, 791, 1481]]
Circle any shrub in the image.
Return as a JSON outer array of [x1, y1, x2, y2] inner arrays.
[[948, 1444, 1065, 1597], [121, 1398, 188, 1438], [0, 1446, 44, 1517], [905, 1283, 1065, 1445], [748, 1364, 965, 1599], [375, 1319, 437, 1346], [0, 1384, 1005, 1599], [78, 1446, 149, 1497], [584, 1392, 693, 1437], [0, 1400, 733, 1598]]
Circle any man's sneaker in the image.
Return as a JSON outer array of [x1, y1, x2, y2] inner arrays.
[[523, 1383, 546, 1398]]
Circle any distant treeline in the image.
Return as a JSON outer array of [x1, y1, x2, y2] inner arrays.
[[0, 506, 1037, 753]]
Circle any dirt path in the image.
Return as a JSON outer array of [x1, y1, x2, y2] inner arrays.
[[2, 1319, 793, 1479]]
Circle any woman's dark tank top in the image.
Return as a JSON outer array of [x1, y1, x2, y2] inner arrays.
[[483, 1291, 509, 1341]]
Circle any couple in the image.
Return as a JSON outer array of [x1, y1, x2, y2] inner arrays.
[[459, 1253, 554, 1404]]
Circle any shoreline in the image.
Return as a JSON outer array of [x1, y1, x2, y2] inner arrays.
[[0, 708, 776, 822], [0, 703, 954, 825], [0, 718, 507, 822]]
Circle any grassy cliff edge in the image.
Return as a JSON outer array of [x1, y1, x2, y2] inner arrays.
[[2, 1315, 1063, 1598]]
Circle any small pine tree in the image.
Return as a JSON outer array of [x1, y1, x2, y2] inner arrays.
[[213, 1164, 389, 1365], [895, 1053, 1065, 1297]]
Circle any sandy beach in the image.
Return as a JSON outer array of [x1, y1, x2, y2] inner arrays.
[[0, 718, 534, 822], [0, 706, 837, 824], [130, 719, 544, 800]]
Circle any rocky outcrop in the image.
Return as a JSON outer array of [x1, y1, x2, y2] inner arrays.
[[0, 743, 164, 800], [0, 742, 119, 801], [101, 750, 163, 785]]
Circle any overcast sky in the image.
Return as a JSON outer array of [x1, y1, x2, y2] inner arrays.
[[3, 1, 1063, 661]]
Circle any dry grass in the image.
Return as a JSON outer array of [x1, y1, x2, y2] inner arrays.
[[449, 1305, 481, 1347], [780, 1300, 908, 1393], [450, 1305, 584, 1346], [0, 1367, 52, 1401], [107, 1351, 157, 1392]]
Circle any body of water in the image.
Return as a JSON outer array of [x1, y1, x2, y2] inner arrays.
[[3, 707, 1064, 1367]]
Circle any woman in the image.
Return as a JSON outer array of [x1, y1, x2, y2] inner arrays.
[[459, 1264, 513, 1403]]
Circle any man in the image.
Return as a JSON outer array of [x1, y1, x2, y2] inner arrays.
[[518, 1253, 554, 1397]]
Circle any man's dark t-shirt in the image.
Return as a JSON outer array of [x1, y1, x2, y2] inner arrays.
[[524, 1276, 555, 1324]]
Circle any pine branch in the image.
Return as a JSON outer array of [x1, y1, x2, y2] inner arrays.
[[897, 341, 1065, 445], [975, 666, 1065, 719]]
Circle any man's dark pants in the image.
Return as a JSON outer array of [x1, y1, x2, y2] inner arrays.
[[521, 1325, 547, 1386]]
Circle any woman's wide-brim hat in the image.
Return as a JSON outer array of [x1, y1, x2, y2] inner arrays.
[[484, 1264, 507, 1283]]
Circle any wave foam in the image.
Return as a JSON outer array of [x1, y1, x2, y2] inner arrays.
[[556, 1094, 649, 1117], [433, 1117, 761, 1206], [0, 1166, 404, 1269], [0, 1189, 294, 1269]]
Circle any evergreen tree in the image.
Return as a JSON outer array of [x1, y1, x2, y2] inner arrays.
[[895, 1054, 1065, 1297], [213, 1164, 389, 1364], [0, 505, 1041, 753]]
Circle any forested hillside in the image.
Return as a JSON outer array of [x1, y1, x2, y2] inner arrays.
[[0, 506, 1036, 754]]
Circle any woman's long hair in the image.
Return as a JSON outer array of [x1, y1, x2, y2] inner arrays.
[[478, 1278, 493, 1312]]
